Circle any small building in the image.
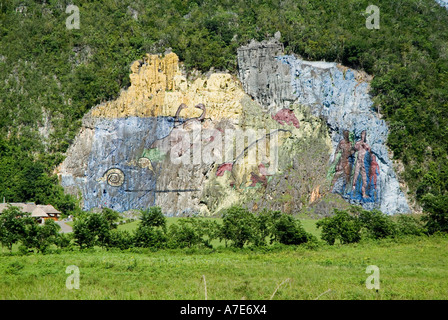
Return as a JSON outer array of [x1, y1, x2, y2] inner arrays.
[[39, 205, 62, 221], [0, 202, 61, 224]]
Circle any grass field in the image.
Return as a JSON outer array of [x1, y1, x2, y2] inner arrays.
[[1, 218, 447, 300]]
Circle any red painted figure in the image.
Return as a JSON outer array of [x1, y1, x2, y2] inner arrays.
[[368, 153, 380, 190], [352, 130, 371, 198], [331, 130, 354, 189]]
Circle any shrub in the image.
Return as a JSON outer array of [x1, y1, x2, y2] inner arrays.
[[219, 206, 314, 248], [21, 218, 61, 253], [167, 218, 220, 249], [108, 230, 133, 250], [395, 215, 426, 236], [101, 207, 121, 229], [253, 209, 279, 247], [0, 206, 28, 251], [140, 207, 167, 231], [168, 218, 204, 248], [54, 232, 73, 249], [421, 194, 448, 234], [73, 215, 96, 249], [359, 209, 398, 239], [73, 211, 111, 249], [219, 206, 259, 248], [271, 214, 313, 246], [133, 206, 168, 248], [316, 209, 362, 245], [133, 226, 167, 248]]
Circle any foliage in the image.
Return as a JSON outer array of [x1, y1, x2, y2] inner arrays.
[[358, 209, 398, 239], [73, 211, 111, 248], [140, 207, 167, 231], [316, 209, 362, 245], [271, 213, 314, 246], [395, 215, 427, 236], [133, 226, 167, 249], [133, 207, 168, 248], [421, 194, 448, 234], [219, 206, 314, 248], [167, 218, 218, 249], [219, 206, 259, 248], [107, 229, 133, 250], [0, 206, 28, 251], [0, 0, 447, 217], [21, 218, 61, 253], [317, 206, 432, 244], [101, 208, 121, 230], [54, 232, 73, 249]]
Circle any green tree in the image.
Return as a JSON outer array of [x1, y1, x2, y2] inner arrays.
[[101, 207, 121, 229], [73, 211, 111, 249], [316, 209, 362, 245], [140, 207, 167, 231], [133, 207, 167, 248], [271, 214, 313, 246], [21, 218, 61, 253], [219, 206, 258, 248], [358, 209, 398, 239], [421, 194, 448, 234], [0, 206, 27, 251]]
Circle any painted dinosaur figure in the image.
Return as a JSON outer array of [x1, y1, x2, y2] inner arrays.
[[174, 103, 188, 127], [150, 103, 189, 154]]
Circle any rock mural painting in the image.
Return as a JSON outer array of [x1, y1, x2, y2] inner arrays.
[[328, 129, 381, 204], [57, 38, 411, 215], [237, 37, 410, 214]]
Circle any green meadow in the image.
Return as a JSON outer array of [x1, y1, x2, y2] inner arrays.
[[1, 218, 447, 300]]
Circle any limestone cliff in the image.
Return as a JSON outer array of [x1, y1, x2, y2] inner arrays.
[[90, 52, 245, 121], [57, 41, 410, 215], [237, 38, 410, 214]]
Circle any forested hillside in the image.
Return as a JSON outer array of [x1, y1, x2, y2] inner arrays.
[[0, 0, 447, 214]]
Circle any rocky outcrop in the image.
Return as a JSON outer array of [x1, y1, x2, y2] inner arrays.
[[436, 0, 448, 9], [58, 39, 410, 215], [237, 38, 410, 214], [56, 53, 255, 213], [90, 52, 245, 121]]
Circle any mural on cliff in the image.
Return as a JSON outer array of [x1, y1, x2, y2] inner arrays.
[[237, 38, 410, 214], [328, 129, 380, 204], [57, 38, 410, 215]]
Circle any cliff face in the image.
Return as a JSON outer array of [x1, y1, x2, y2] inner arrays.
[[237, 39, 410, 214], [57, 39, 410, 215], [57, 52, 248, 213], [436, 0, 448, 9]]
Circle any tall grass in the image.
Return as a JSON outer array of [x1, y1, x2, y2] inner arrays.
[[0, 234, 447, 299]]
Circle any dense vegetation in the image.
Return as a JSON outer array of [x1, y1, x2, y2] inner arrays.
[[0, 204, 443, 254], [1, 205, 448, 300], [0, 0, 447, 214]]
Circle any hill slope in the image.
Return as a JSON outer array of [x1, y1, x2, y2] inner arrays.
[[0, 0, 447, 214]]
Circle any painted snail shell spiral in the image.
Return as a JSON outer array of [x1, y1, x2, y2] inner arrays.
[[104, 168, 125, 187], [137, 157, 151, 168]]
